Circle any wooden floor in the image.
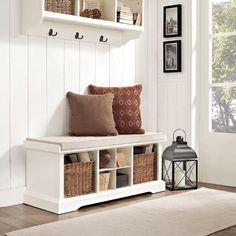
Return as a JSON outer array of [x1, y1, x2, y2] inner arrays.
[[0, 183, 235, 236]]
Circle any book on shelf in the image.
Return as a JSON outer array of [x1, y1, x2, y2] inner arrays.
[[145, 144, 154, 154], [117, 5, 131, 12], [117, 19, 134, 25], [117, 14, 133, 21], [133, 12, 142, 26], [117, 11, 133, 16]]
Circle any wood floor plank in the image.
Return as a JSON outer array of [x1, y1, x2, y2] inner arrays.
[[0, 182, 235, 236]]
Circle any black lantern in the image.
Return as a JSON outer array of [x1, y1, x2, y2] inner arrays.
[[162, 129, 198, 190]]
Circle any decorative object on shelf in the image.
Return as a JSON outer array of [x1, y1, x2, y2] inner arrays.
[[99, 35, 108, 43], [92, 9, 102, 19], [81, 9, 101, 19], [45, 0, 75, 15], [116, 172, 128, 188], [64, 161, 95, 197], [75, 32, 84, 40], [116, 152, 127, 167], [48, 28, 58, 36], [81, 9, 94, 18], [133, 152, 156, 184], [162, 129, 198, 190], [117, 4, 134, 25], [99, 150, 112, 168], [77, 152, 90, 162], [163, 40, 181, 73], [99, 172, 110, 191], [163, 4, 182, 37], [89, 84, 145, 134], [133, 12, 142, 26], [81, 0, 101, 19]]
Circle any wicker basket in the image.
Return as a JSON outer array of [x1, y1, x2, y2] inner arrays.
[[45, 0, 75, 15], [64, 161, 95, 197], [99, 172, 110, 191], [133, 153, 156, 184]]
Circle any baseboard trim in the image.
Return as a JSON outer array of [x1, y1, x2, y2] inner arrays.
[[0, 187, 26, 207]]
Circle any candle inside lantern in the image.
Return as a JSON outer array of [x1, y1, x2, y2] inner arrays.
[[175, 169, 185, 187]]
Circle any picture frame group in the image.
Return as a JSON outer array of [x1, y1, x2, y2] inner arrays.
[[163, 4, 182, 73]]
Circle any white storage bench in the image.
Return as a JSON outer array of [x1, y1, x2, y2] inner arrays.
[[24, 132, 167, 214]]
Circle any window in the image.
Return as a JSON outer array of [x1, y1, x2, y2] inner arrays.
[[210, 0, 236, 133]]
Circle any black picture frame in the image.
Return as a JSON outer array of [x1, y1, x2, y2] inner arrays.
[[164, 4, 182, 38], [163, 40, 181, 73]]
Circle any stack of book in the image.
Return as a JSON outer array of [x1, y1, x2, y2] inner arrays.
[[117, 5, 134, 25]]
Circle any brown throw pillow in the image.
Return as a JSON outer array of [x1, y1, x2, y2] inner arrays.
[[88, 85, 145, 134], [67, 92, 118, 136]]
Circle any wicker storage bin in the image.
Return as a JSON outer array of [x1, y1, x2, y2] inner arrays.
[[133, 153, 156, 184], [99, 172, 110, 191], [45, 0, 75, 15], [64, 161, 95, 197]]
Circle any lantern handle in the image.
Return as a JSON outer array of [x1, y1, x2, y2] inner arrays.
[[173, 129, 186, 141]]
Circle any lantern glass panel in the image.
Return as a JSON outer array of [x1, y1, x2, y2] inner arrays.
[[163, 159, 198, 190], [162, 159, 173, 187]]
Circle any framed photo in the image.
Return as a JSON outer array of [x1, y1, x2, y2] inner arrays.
[[163, 40, 181, 73], [82, 0, 100, 11], [164, 4, 182, 37]]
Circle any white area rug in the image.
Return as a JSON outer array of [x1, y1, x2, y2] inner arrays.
[[7, 188, 236, 236]]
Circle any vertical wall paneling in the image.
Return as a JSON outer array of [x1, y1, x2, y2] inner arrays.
[[64, 40, 80, 134], [147, 0, 158, 132], [28, 36, 47, 138], [79, 42, 96, 94], [46, 38, 65, 136], [95, 43, 110, 86], [110, 45, 123, 86], [167, 83, 178, 142], [10, 0, 28, 188], [0, 0, 11, 190], [135, 0, 148, 130], [156, 0, 192, 145], [122, 40, 136, 86], [64, 40, 80, 93]]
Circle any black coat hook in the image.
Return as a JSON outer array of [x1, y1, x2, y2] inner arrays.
[[100, 35, 108, 43], [75, 32, 84, 40], [49, 29, 58, 37]]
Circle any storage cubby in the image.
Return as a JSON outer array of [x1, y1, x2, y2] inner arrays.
[[99, 170, 116, 191], [64, 151, 98, 197], [116, 167, 132, 188], [117, 0, 143, 26], [99, 149, 116, 171], [133, 144, 157, 185], [116, 147, 132, 168], [81, 0, 116, 22]]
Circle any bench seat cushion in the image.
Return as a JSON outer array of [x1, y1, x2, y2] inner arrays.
[[27, 133, 166, 151]]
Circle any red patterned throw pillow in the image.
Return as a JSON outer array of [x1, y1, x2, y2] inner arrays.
[[89, 84, 145, 134]]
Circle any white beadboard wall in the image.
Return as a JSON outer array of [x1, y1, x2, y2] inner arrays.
[[156, 0, 192, 149], [0, 0, 162, 204]]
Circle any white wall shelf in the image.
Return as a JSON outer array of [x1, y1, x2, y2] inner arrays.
[[22, 0, 145, 45], [24, 133, 166, 214]]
